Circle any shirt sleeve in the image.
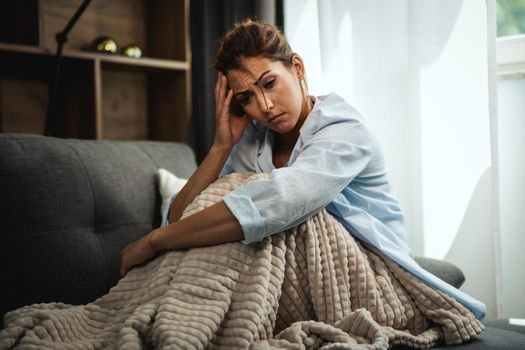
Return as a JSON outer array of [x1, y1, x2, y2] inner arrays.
[[219, 154, 234, 177], [223, 117, 374, 244]]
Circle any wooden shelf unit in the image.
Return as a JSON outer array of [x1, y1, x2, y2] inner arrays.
[[0, 0, 191, 142]]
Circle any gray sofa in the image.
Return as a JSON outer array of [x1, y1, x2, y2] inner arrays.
[[1, 133, 523, 349]]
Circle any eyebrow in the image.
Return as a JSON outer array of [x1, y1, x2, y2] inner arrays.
[[234, 70, 272, 97], [256, 70, 271, 82]]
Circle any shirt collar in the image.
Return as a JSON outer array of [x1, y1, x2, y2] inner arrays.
[[254, 95, 322, 171]]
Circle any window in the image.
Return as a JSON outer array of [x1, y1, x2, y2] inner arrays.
[[497, 0, 525, 37], [496, 0, 525, 79]]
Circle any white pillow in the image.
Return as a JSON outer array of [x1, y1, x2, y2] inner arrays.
[[158, 168, 188, 225]]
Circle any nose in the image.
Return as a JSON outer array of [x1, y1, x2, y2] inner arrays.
[[256, 90, 274, 113]]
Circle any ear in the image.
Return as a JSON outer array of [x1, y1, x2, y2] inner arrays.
[[291, 54, 305, 81]]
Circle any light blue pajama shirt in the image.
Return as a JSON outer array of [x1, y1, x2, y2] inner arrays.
[[167, 92, 486, 320]]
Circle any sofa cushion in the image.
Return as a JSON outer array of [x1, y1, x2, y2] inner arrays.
[[0, 134, 197, 324], [394, 319, 525, 350]]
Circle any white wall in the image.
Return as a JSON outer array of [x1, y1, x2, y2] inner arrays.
[[414, 0, 492, 261], [444, 168, 497, 318]]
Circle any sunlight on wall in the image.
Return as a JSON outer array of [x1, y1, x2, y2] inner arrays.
[[284, 0, 322, 95], [418, 0, 492, 259], [317, 4, 353, 102], [284, 0, 353, 103]]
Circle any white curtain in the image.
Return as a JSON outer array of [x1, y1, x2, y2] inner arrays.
[[285, 0, 500, 318]]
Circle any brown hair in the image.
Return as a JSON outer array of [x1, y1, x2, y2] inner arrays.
[[214, 18, 294, 73]]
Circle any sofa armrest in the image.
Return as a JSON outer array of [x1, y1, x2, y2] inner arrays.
[[414, 257, 466, 288]]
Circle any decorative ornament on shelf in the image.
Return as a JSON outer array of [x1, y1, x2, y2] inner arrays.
[[91, 36, 118, 54], [121, 44, 143, 59]]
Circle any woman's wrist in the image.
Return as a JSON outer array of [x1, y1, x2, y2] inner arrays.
[[148, 228, 164, 252], [210, 143, 233, 158]]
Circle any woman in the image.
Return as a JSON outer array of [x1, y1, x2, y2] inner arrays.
[[120, 19, 485, 320]]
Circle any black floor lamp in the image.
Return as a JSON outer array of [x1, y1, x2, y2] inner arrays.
[[44, 0, 92, 137]]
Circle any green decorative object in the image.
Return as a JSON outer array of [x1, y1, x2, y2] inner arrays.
[[121, 45, 143, 58], [92, 36, 118, 54]]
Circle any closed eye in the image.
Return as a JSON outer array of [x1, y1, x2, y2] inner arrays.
[[263, 78, 276, 89], [238, 93, 253, 105]]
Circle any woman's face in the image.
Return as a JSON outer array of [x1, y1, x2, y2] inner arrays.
[[226, 55, 307, 134]]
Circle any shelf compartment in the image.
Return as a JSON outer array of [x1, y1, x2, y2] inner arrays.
[[147, 70, 190, 142], [39, 0, 189, 61], [0, 80, 47, 134], [0, 1, 39, 46], [98, 65, 190, 142], [0, 49, 97, 138], [1, 0, 189, 62], [99, 69, 148, 140]]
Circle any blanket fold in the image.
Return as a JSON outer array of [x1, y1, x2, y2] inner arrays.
[[0, 172, 483, 350]]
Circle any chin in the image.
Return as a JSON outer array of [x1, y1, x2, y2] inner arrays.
[[271, 124, 294, 134]]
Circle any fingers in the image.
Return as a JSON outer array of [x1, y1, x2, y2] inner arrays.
[[214, 72, 221, 101], [221, 88, 234, 117], [215, 72, 228, 114], [119, 263, 127, 277], [120, 245, 130, 277]]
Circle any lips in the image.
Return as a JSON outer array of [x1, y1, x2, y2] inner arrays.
[[268, 113, 285, 123]]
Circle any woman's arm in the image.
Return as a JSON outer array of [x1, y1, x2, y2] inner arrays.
[[167, 72, 249, 223], [119, 73, 249, 276], [120, 201, 243, 276], [157, 201, 244, 251], [167, 145, 231, 223]]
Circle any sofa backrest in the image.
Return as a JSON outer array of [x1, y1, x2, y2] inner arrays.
[[0, 133, 197, 324]]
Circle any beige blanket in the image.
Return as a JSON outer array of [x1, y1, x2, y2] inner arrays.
[[0, 173, 483, 349]]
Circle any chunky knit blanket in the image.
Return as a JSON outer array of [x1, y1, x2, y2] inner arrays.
[[0, 173, 483, 349]]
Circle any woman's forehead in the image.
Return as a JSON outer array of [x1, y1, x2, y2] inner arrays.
[[227, 57, 285, 89]]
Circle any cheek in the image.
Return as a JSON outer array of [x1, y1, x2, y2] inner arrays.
[[242, 104, 264, 121], [284, 80, 304, 112]]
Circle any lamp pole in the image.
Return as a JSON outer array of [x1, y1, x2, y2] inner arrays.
[[44, 0, 92, 137]]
